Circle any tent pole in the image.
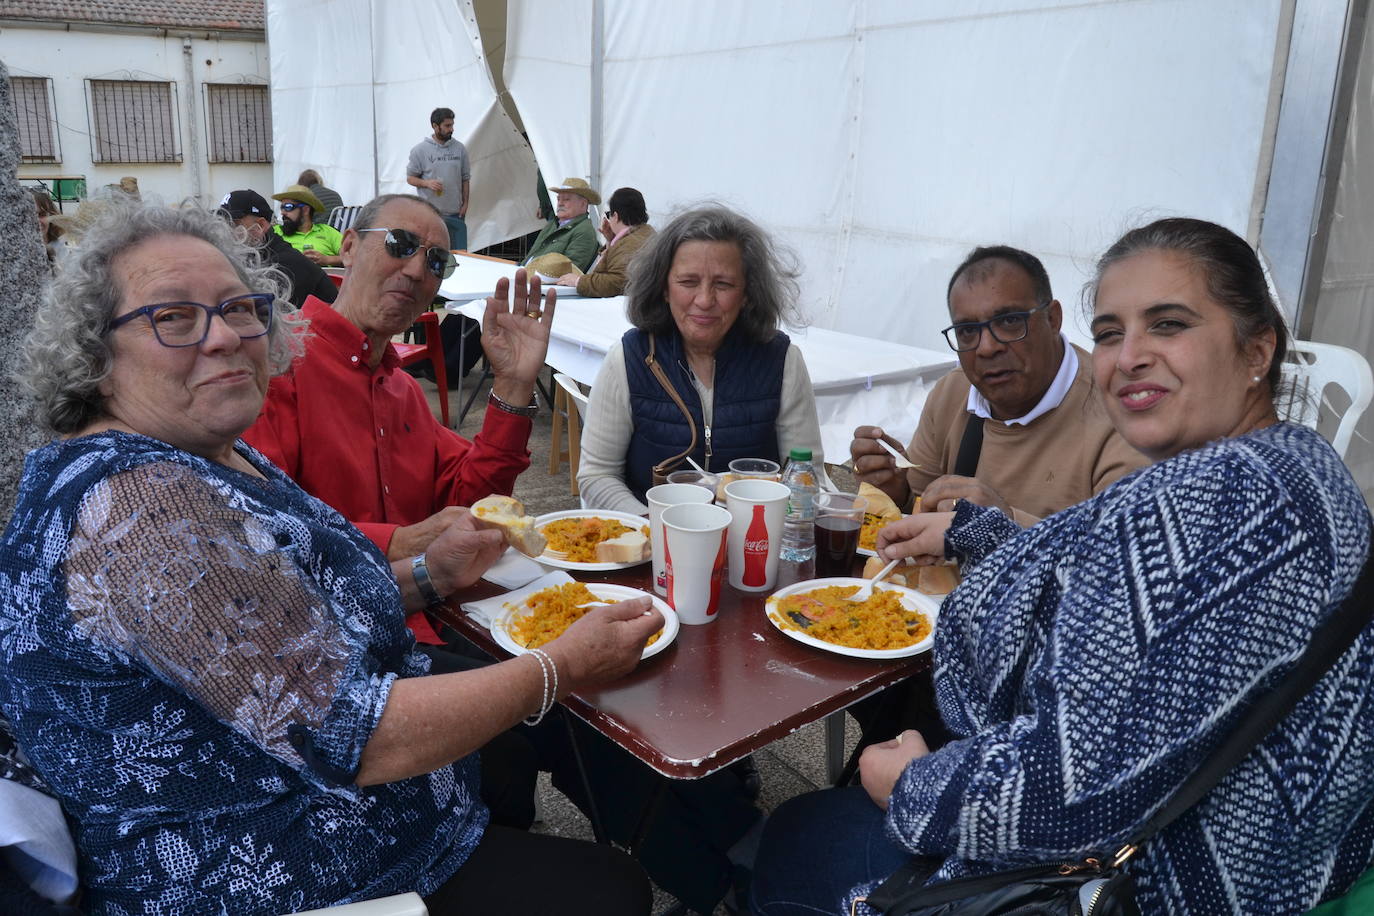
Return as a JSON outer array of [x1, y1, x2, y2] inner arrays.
[[369, 0, 380, 197], [590, 0, 604, 190]]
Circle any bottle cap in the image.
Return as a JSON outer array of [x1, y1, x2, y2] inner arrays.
[[788, 448, 813, 461]]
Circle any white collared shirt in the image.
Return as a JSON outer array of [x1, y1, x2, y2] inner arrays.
[[965, 333, 1077, 426]]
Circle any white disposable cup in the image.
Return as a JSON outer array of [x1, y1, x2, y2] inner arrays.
[[647, 483, 714, 596], [724, 478, 790, 592], [661, 502, 732, 625]]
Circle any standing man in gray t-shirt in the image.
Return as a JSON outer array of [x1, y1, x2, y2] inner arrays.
[[406, 106, 471, 251]]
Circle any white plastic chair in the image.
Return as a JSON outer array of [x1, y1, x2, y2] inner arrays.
[[551, 373, 591, 495], [1280, 340, 1374, 459]]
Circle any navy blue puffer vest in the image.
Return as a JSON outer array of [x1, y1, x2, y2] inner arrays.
[[622, 326, 789, 500]]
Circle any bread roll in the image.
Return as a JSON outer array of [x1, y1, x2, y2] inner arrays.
[[470, 495, 547, 558], [858, 483, 902, 522], [595, 530, 649, 563], [861, 554, 909, 588]]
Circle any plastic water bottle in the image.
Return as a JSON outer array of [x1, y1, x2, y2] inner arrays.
[[779, 448, 818, 581]]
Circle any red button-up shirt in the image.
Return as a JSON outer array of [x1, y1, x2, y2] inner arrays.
[[244, 296, 532, 642]]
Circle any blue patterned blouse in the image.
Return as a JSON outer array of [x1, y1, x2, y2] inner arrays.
[[0, 432, 486, 915], [854, 423, 1374, 915]]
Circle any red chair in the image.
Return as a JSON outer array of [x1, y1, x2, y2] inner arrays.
[[394, 311, 449, 427]]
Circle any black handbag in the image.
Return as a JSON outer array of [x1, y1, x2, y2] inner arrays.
[[857, 546, 1374, 916]]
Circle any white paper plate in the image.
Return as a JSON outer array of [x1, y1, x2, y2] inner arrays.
[[764, 577, 938, 660], [533, 510, 652, 571], [857, 514, 907, 558], [491, 582, 678, 661]]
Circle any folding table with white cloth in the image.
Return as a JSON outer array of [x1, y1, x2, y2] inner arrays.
[[444, 295, 956, 459]]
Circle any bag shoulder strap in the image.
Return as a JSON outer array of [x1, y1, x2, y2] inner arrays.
[[953, 414, 984, 478], [644, 334, 698, 478], [1123, 542, 1374, 852]]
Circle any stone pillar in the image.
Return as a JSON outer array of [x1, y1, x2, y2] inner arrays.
[[0, 60, 50, 522]]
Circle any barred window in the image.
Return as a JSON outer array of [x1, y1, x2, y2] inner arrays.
[[88, 79, 180, 163], [205, 83, 272, 163], [10, 76, 59, 162]]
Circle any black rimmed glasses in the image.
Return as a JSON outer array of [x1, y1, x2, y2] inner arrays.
[[108, 293, 275, 348], [941, 300, 1052, 352], [356, 227, 458, 279]]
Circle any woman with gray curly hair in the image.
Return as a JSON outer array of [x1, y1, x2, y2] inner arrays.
[[577, 205, 823, 513], [0, 202, 657, 915]]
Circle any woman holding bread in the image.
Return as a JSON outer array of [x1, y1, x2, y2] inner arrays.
[[0, 202, 658, 915], [749, 218, 1374, 915], [577, 205, 824, 514]]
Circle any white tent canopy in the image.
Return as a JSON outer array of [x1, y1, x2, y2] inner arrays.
[[266, 0, 542, 250], [267, 0, 1374, 494]]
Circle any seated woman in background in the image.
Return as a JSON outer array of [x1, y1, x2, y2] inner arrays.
[[555, 186, 657, 298], [578, 205, 823, 513], [749, 218, 1374, 915], [0, 203, 659, 916]]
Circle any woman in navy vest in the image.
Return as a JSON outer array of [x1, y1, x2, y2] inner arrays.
[[577, 206, 823, 513]]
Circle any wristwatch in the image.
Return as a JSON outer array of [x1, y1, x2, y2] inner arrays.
[[410, 554, 445, 606], [488, 389, 539, 418]]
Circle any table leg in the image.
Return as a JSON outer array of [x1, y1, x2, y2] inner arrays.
[[824, 711, 846, 784], [563, 713, 609, 845]]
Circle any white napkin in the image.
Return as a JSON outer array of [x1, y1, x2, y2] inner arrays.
[[460, 570, 574, 630], [0, 779, 78, 903], [481, 547, 548, 590]]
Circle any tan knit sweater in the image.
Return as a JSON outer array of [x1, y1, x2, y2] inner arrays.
[[905, 344, 1148, 523]]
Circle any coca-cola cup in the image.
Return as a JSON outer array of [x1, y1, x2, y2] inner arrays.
[[647, 483, 714, 597], [724, 478, 790, 592], [661, 502, 733, 625]]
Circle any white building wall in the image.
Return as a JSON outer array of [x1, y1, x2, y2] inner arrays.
[[1, 24, 272, 207]]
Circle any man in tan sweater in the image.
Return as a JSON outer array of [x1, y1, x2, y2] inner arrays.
[[852, 245, 1146, 524]]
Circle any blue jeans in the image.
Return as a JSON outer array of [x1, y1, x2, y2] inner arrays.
[[443, 213, 468, 252], [751, 786, 913, 914]]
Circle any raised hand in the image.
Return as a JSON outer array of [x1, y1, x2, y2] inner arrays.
[[483, 268, 557, 407]]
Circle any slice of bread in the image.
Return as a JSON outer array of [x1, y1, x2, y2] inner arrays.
[[471, 495, 547, 558], [916, 564, 959, 596], [858, 482, 902, 522], [861, 554, 909, 588], [595, 530, 649, 563]]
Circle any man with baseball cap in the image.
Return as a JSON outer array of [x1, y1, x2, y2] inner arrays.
[[272, 183, 343, 267], [218, 189, 337, 308], [523, 177, 600, 272]]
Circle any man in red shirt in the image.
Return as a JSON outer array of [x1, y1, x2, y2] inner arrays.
[[245, 192, 555, 645]]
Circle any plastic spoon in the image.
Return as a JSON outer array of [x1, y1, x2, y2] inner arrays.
[[848, 557, 900, 602], [877, 438, 918, 470]]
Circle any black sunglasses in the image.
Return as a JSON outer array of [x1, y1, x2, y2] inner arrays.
[[355, 227, 457, 279]]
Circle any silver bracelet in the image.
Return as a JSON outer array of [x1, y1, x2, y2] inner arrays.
[[410, 554, 444, 606], [487, 389, 539, 418], [523, 648, 557, 725]]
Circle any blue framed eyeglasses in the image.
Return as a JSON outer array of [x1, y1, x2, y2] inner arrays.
[[356, 227, 458, 279], [108, 293, 275, 348], [941, 300, 1052, 352], [279, 201, 307, 213]]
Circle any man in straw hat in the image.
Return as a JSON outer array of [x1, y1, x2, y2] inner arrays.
[[523, 177, 600, 272], [406, 107, 471, 251], [272, 184, 343, 267]]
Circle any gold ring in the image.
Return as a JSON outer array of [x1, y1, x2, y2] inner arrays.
[[525, 310, 541, 318]]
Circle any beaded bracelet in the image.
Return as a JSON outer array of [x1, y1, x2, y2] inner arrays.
[[524, 647, 559, 725]]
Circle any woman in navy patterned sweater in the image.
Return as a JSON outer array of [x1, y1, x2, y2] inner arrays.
[[751, 219, 1374, 915]]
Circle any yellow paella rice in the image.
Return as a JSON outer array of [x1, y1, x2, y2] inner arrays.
[[507, 582, 661, 650], [771, 584, 929, 651], [541, 517, 649, 563], [858, 498, 917, 551]]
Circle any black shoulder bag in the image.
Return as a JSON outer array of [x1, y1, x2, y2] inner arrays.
[[857, 548, 1374, 916]]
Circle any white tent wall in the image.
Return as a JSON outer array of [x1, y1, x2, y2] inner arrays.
[[266, 0, 377, 207], [1310, 4, 1374, 498], [505, 0, 1285, 351], [267, 0, 542, 248]]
